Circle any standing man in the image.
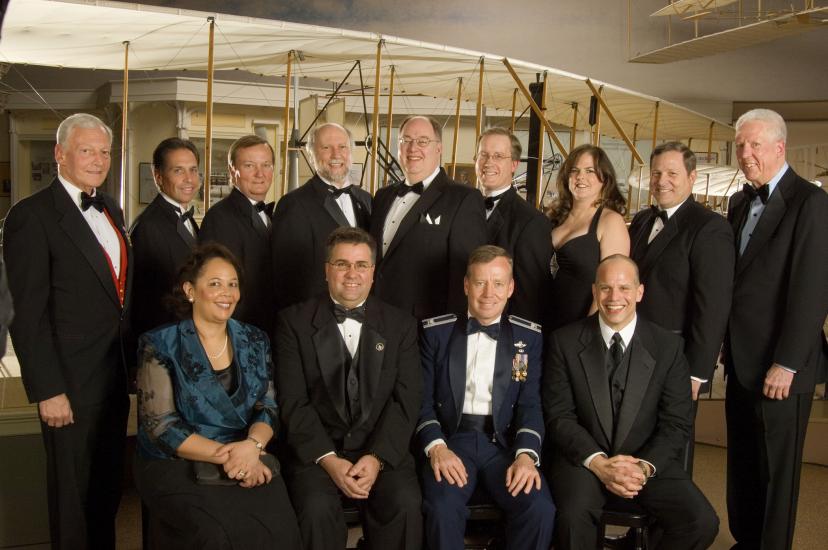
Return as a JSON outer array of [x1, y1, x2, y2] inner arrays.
[[543, 255, 718, 550], [275, 227, 422, 550], [200, 134, 275, 330], [370, 115, 487, 319], [5, 113, 133, 548], [476, 127, 552, 325], [417, 245, 555, 550], [628, 141, 734, 472], [271, 123, 372, 312], [724, 109, 828, 549], [130, 137, 200, 337]]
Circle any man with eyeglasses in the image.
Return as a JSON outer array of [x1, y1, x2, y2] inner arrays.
[[272, 123, 372, 312], [200, 134, 277, 331], [476, 127, 552, 326], [370, 115, 486, 320], [130, 137, 201, 337], [275, 226, 423, 550]]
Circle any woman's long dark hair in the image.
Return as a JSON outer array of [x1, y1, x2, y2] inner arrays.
[[166, 243, 244, 320], [546, 144, 626, 227]]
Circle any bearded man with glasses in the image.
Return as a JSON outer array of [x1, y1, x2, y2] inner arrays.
[[275, 226, 423, 550]]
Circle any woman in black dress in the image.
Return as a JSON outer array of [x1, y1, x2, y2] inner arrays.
[[547, 145, 629, 330]]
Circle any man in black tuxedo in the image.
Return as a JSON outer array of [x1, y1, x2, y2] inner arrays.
[[370, 115, 487, 319], [272, 123, 372, 312], [5, 113, 133, 549], [130, 137, 200, 337], [543, 255, 718, 550], [275, 227, 422, 550], [476, 127, 552, 325], [200, 134, 275, 330], [724, 109, 828, 550], [628, 141, 734, 472]]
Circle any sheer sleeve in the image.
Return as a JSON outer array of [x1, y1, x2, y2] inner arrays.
[[136, 337, 195, 457]]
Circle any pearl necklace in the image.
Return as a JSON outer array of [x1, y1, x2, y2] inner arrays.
[[202, 332, 228, 360]]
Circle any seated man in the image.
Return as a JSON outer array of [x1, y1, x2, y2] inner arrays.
[[274, 227, 422, 550], [543, 254, 718, 550], [417, 245, 555, 550]]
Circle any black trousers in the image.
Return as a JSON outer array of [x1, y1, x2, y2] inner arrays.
[[726, 377, 812, 550], [547, 458, 718, 550], [40, 395, 129, 549], [285, 456, 422, 550]]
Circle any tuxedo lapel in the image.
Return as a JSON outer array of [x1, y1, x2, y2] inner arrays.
[[51, 181, 120, 307], [486, 204, 505, 242], [229, 188, 268, 239], [311, 298, 350, 425], [355, 299, 386, 427], [629, 212, 652, 264], [177, 319, 245, 426], [384, 174, 446, 260], [578, 317, 613, 445], [737, 175, 789, 276], [639, 200, 692, 278], [613, 323, 656, 453], [310, 177, 350, 227], [491, 319, 513, 422], [448, 317, 467, 423]]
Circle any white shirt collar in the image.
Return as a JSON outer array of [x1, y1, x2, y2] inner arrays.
[[661, 197, 688, 219], [331, 296, 367, 309], [467, 313, 502, 326], [57, 174, 90, 209], [319, 175, 352, 189], [159, 191, 188, 212], [598, 314, 637, 348], [405, 166, 440, 189], [483, 185, 512, 199]]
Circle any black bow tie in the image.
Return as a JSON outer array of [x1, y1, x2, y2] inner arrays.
[[327, 185, 352, 199], [484, 195, 503, 210], [255, 201, 274, 217], [333, 303, 366, 324], [180, 206, 195, 223], [650, 205, 668, 224], [396, 181, 424, 197], [80, 192, 105, 213], [743, 183, 769, 205], [467, 318, 500, 340]]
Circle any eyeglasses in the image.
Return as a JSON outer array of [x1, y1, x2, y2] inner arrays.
[[475, 152, 513, 162], [328, 260, 374, 273], [398, 137, 440, 148]]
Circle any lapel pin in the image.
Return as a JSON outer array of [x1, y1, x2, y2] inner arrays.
[[376, 343, 384, 351]]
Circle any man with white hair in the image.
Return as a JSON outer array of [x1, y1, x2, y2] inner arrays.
[[5, 113, 132, 548], [271, 122, 372, 312], [725, 108, 828, 549]]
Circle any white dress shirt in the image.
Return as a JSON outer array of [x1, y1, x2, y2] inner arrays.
[[647, 198, 687, 244], [320, 176, 357, 228], [59, 176, 121, 276], [381, 166, 440, 254], [242, 191, 271, 229], [159, 191, 195, 236], [483, 185, 511, 220]]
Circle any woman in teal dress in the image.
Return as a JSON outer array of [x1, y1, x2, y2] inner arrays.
[[134, 243, 300, 549]]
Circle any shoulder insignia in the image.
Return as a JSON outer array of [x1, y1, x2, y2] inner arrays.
[[421, 313, 457, 329], [508, 315, 542, 334]]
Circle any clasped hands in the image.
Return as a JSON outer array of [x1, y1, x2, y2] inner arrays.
[[429, 444, 541, 497], [589, 454, 650, 499], [320, 454, 382, 499], [215, 439, 272, 488]]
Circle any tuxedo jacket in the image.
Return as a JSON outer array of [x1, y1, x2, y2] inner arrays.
[[274, 294, 422, 469], [543, 315, 692, 478], [271, 176, 372, 312], [200, 187, 273, 331], [628, 197, 734, 381], [725, 167, 828, 393], [486, 187, 553, 325], [4, 179, 134, 406], [130, 194, 196, 338], [416, 313, 545, 458], [370, 169, 487, 319], [135, 318, 278, 460]]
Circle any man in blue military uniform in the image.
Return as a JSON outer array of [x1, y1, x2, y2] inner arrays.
[[416, 245, 555, 550]]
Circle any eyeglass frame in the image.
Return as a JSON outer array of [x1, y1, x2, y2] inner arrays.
[[474, 152, 516, 163], [398, 136, 441, 148], [327, 260, 375, 273]]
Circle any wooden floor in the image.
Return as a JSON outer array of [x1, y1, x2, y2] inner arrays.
[[113, 443, 828, 550]]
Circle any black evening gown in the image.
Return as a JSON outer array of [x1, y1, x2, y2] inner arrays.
[[549, 207, 603, 331]]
